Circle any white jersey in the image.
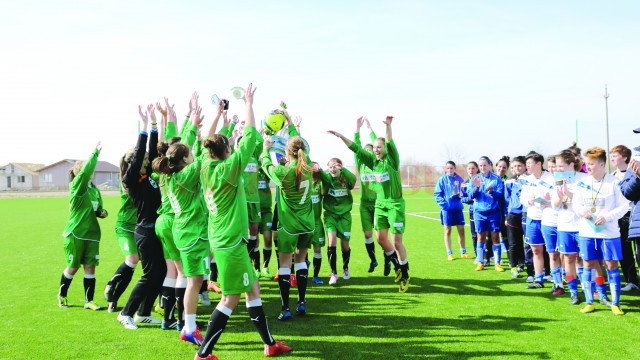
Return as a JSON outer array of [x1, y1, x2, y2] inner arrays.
[[540, 174, 558, 227], [555, 172, 587, 232], [519, 171, 551, 221], [613, 169, 633, 212], [572, 173, 630, 239]]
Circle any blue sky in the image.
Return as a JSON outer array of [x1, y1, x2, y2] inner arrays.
[[1, 1, 639, 169]]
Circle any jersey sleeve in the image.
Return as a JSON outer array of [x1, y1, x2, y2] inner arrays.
[[178, 117, 190, 138], [620, 169, 640, 201], [224, 126, 258, 184], [123, 132, 147, 188], [348, 141, 376, 171], [165, 121, 177, 140], [71, 148, 100, 196], [369, 130, 377, 142], [182, 122, 197, 148], [385, 140, 400, 171], [260, 148, 288, 188], [342, 167, 357, 190], [287, 123, 299, 137]]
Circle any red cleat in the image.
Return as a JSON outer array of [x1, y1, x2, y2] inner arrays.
[[264, 340, 292, 357], [194, 354, 219, 360], [207, 282, 221, 294], [290, 274, 297, 287]]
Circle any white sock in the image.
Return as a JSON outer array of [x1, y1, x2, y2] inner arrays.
[[185, 314, 197, 333]]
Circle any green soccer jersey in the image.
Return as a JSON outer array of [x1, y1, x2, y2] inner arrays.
[[168, 156, 207, 250], [354, 131, 378, 202], [258, 168, 272, 211], [349, 139, 403, 201], [165, 121, 177, 140], [260, 149, 314, 235], [115, 183, 136, 232], [62, 148, 103, 242], [243, 136, 264, 204], [321, 167, 356, 215], [201, 126, 259, 250], [311, 178, 323, 222]]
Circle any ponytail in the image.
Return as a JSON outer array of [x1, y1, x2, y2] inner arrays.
[[152, 143, 190, 175], [203, 134, 229, 160]]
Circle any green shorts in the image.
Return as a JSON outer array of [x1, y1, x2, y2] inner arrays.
[[359, 199, 376, 232], [247, 202, 262, 224], [324, 212, 352, 241], [115, 228, 137, 256], [374, 199, 406, 234], [311, 220, 326, 248], [64, 235, 99, 268], [180, 238, 210, 277], [155, 214, 181, 261], [213, 241, 257, 295], [260, 208, 273, 233], [276, 228, 312, 253]]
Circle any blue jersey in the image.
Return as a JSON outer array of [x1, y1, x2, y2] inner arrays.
[[466, 172, 504, 213], [504, 176, 525, 215], [434, 173, 465, 211]]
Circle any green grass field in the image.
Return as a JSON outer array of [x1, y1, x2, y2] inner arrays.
[[2, 189, 640, 359]]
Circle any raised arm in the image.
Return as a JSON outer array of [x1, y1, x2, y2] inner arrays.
[[364, 117, 377, 142], [124, 105, 150, 186], [207, 98, 225, 138], [383, 115, 393, 141], [148, 104, 159, 162]]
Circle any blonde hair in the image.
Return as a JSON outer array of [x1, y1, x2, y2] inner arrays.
[[286, 136, 314, 187]]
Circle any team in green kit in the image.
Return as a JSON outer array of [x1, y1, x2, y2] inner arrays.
[[56, 83, 411, 358]]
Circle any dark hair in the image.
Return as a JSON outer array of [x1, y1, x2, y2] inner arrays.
[[467, 161, 479, 169], [287, 136, 314, 187], [479, 156, 492, 165], [328, 158, 343, 166], [525, 151, 544, 163], [446, 161, 456, 167], [546, 155, 556, 163], [203, 134, 230, 160], [556, 149, 580, 171], [364, 143, 373, 151], [512, 156, 525, 165], [610, 145, 632, 164], [157, 137, 181, 157], [568, 141, 582, 157], [498, 156, 510, 167], [152, 143, 190, 175]]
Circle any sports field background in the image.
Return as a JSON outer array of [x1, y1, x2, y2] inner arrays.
[[1, 189, 639, 359]]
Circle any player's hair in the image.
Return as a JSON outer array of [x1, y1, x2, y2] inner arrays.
[[152, 143, 190, 175], [446, 161, 456, 168], [479, 156, 492, 165], [610, 145, 631, 164], [467, 161, 479, 169], [69, 161, 84, 182], [546, 155, 556, 164], [328, 158, 343, 166], [584, 146, 607, 163], [525, 151, 544, 164], [568, 141, 582, 157], [364, 143, 373, 151], [555, 150, 580, 171], [498, 156, 510, 167], [157, 137, 181, 157], [203, 134, 230, 160], [286, 136, 314, 188], [512, 156, 525, 165]]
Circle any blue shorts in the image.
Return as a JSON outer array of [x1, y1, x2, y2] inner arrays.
[[441, 209, 465, 227], [541, 225, 558, 252], [525, 218, 544, 246], [474, 209, 502, 233], [557, 231, 579, 254], [579, 237, 623, 261]]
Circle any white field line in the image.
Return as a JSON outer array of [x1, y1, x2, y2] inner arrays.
[[353, 202, 470, 227]]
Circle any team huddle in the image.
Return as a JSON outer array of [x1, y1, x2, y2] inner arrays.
[[55, 84, 410, 360], [434, 141, 640, 315]]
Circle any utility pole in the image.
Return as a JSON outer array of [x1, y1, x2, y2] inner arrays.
[[575, 119, 578, 144], [604, 85, 611, 173]]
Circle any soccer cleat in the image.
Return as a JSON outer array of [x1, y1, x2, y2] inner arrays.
[[570, 295, 581, 305], [447, 254, 455, 261], [599, 296, 612, 307], [107, 301, 117, 313], [261, 267, 273, 280], [461, 253, 473, 259], [543, 275, 553, 282], [277, 309, 292, 321], [199, 292, 211, 306], [621, 283, 639, 292], [273, 273, 279, 281], [329, 273, 338, 286], [527, 281, 544, 289], [399, 277, 410, 293], [295, 301, 306, 316], [474, 264, 485, 271], [343, 269, 351, 280], [117, 313, 138, 330], [290, 274, 297, 287], [264, 341, 293, 357], [311, 276, 323, 285], [177, 320, 185, 331], [611, 305, 625, 315], [510, 268, 519, 279], [494, 264, 505, 272], [162, 319, 179, 330], [134, 314, 162, 324], [58, 296, 69, 308], [154, 303, 165, 316], [104, 284, 113, 301], [180, 327, 204, 346], [525, 276, 534, 283], [383, 260, 391, 277], [580, 304, 595, 314], [207, 282, 222, 294], [394, 269, 402, 283], [368, 261, 378, 273], [254, 269, 261, 279], [551, 285, 565, 296], [194, 353, 219, 360], [84, 301, 102, 311]]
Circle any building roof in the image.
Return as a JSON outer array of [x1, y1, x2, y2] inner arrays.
[[0, 163, 45, 175], [38, 159, 119, 173]]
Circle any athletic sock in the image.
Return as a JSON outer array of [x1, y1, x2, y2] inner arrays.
[[210, 261, 218, 282], [263, 246, 272, 269], [534, 272, 544, 284], [313, 253, 322, 277], [111, 261, 136, 302], [247, 236, 257, 255], [295, 262, 308, 303], [59, 271, 74, 297], [365, 238, 376, 262], [247, 299, 275, 345], [551, 267, 563, 286], [596, 275, 608, 299], [461, 247, 467, 255], [83, 274, 96, 302], [175, 277, 187, 325], [342, 248, 351, 270], [577, 266, 585, 283], [476, 242, 486, 264], [278, 268, 292, 310], [492, 244, 501, 265], [328, 246, 337, 274], [591, 268, 597, 294], [400, 259, 409, 279], [197, 304, 232, 358], [185, 314, 197, 333], [388, 250, 400, 270], [253, 248, 261, 271], [200, 279, 208, 294], [583, 268, 594, 303], [446, 249, 453, 256], [567, 276, 578, 297], [161, 278, 177, 322], [608, 268, 622, 305]]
